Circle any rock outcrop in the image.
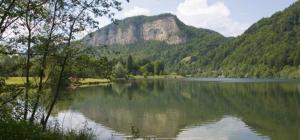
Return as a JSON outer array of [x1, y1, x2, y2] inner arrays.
[[82, 14, 188, 46]]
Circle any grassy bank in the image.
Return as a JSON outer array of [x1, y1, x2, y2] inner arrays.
[[77, 78, 110, 86], [5, 77, 37, 86], [0, 119, 94, 140], [131, 75, 184, 79], [5, 75, 184, 87], [75, 75, 184, 86], [5, 77, 111, 86]]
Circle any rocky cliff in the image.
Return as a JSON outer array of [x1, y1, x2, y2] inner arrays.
[[82, 14, 195, 46]]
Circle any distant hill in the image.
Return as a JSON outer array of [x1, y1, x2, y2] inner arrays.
[[81, 1, 300, 78], [211, 1, 300, 78]]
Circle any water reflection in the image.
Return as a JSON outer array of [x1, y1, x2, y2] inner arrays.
[[54, 79, 300, 140], [177, 117, 270, 140], [50, 111, 124, 140]]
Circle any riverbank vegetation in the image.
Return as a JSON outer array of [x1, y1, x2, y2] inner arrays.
[[1, 52, 175, 86], [0, 117, 94, 140], [0, 0, 127, 139]]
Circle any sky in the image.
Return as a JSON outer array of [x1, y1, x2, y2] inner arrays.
[[96, 0, 297, 37]]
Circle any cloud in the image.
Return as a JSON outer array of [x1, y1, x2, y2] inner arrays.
[[123, 6, 151, 17], [77, 16, 112, 39], [176, 0, 250, 37]]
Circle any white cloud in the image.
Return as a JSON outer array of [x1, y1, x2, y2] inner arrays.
[[123, 6, 151, 17], [77, 16, 111, 39], [176, 0, 250, 37]]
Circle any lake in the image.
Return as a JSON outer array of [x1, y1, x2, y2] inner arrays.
[[51, 78, 300, 140]]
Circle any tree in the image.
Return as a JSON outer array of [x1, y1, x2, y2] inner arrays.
[[41, 0, 128, 129], [126, 55, 134, 74], [0, 0, 128, 129], [96, 57, 112, 79], [153, 61, 164, 75], [293, 51, 300, 66], [30, 0, 63, 122], [111, 62, 128, 79], [0, 0, 21, 38], [20, 0, 46, 121], [140, 63, 154, 75]]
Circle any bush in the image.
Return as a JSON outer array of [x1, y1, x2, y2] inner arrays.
[[0, 118, 94, 140], [111, 62, 128, 80]]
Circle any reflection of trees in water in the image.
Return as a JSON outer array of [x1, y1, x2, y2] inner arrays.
[[55, 80, 300, 139]]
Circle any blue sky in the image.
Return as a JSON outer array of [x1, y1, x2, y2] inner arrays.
[[98, 0, 297, 37]]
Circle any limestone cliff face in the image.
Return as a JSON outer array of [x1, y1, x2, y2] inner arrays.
[[82, 14, 187, 46], [142, 16, 185, 44]]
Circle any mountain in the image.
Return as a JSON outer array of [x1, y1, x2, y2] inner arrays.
[[211, 1, 300, 78], [81, 1, 300, 78], [82, 13, 224, 46]]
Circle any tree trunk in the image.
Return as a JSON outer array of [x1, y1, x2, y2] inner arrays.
[[24, 30, 31, 121], [42, 54, 68, 129]]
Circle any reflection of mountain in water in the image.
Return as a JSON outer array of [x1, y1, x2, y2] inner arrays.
[[177, 117, 269, 140], [55, 79, 300, 140]]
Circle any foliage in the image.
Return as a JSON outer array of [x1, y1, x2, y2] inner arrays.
[[68, 54, 112, 79], [126, 55, 134, 74], [0, 0, 127, 139], [86, 1, 300, 78], [212, 1, 300, 78], [153, 61, 164, 75], [0, 118, 94, 140], [111, 62, 128, 79], [0, 55, 23, 77]]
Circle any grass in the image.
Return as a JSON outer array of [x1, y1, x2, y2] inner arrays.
[[5, 77, 38, 86], [77, 78, 111, 86], [5, 75, 183, 86], [0, 118, 94, 140], [5, 77, 111, 86], [78, 78, 110, 84], [131, 75, 184, 79]]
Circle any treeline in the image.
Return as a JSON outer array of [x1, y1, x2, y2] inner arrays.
[[57, 54, 165, 80], [0, 48, 165, 81], [125, 55, 165, 76], [106, 55, 165, 80], [54, 53, 165, 80]]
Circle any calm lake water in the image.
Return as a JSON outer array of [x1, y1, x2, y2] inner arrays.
[[51, 78, 300, 140]]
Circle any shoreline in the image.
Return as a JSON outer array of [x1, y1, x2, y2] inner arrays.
[[6, 76, 299, 87], [130, 75, 185, 80], [4, 76, 185, 87]]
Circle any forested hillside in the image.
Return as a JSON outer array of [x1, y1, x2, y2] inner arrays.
[[81, 1, 300, 78], [212, 1, 300, 78]]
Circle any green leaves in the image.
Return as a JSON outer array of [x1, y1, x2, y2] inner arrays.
[[111, 62, 128, 79]]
